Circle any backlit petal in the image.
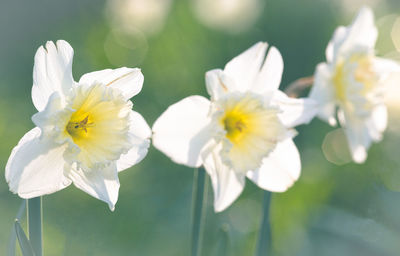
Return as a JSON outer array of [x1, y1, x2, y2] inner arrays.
[[5, 127, 71, 198], [309, 63, 337, 125], [326, 26, 347, 62], [271, 90, 318, 128], [152, 96, 213, 167], [339, 7, 377, 55], [339, 109, 370, 163], [31, 92, 73, 144], [224, 42, 268, 92], [252, 46, 284, 94], [79, 67, 144, 100], [32, 40, 75, 111], [68, 163, 120, 211], [203, 144, 245, 212], [373, 58, 400, 80], [205, 69, 237, 100], [368, 104, 387, 139], [247, 138, 300, 192], [116, 110, 151, 172]]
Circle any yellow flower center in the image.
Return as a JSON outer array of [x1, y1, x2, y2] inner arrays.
[[64, 84, 133, 169], [222, 112, 247, 143], [332, 53, 377, 103], [217, 93, 287, 172], [332, 60, 346, 102], [67, 115, 94, 137]]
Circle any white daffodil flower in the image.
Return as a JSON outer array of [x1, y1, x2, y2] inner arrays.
[[5, 40, 151, 210], [152, 42, 317, 212], [309, 7, 400, 164]]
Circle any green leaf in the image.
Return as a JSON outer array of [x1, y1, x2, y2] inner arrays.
[[7, 200, 26, 256], [14, 220, 35, 256]]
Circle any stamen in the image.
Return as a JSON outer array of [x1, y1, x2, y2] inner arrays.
[[67, 115, 94, 135], [223, 116, 246, 137]]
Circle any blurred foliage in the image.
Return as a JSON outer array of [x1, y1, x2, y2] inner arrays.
[[1, 0, 400, 255]]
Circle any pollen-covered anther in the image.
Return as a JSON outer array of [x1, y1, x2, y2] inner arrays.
[[223, 114, 247, 140], [67, 115, 94, 134]]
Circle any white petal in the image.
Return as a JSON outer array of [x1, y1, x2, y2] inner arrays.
[[31, 92, 73, 144], [247, 138, 300, 192], [68, 163, 120, 211], [5, 127, 71, 198], [339, 109, 371, 163], [202, 144, 245, 212], [152, 96, 213, 167], [373, 57, 400, 80], [346, 133, 368, 163], [32, 40, 75, 111], [320, 102, 338, 126], [366, 104, 387, 141], [224, 42, 268, 92], [309, 63, 337, 125], [205, 69, 237, 100], [252, 46, 284, 93], [271, 90, 318, 128], [339, 106, 383, 164], [32, 92, 63, 129], [340, 7, 377, 54], [79, 67, 144, 99], [326, 26, 347, 62], [116, 110, 151, 172]]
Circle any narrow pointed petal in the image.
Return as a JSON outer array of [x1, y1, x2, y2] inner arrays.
[[272, 90, 318, 127], [152, 96, 213, 168], [252, 46, 284, 94], [203, 144, 245, 212], [340, 7, 377, 54], [5, 127, 71, 198], [326, 26, 347, 62], [32, 40, 75, 111], [116, 111, 151, 172], [247, 138, 300, 192], [224, 42, 268, 92], [79, 67, 144, 99], [69, 163, 120, 211]]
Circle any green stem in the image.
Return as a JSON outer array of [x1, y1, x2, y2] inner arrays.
[[27, 197, 43, 256], [191, 168, 208, 256], [255, 191, 272, 256]]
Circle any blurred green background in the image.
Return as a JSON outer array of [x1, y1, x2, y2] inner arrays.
[[1, 0, 400, 255]]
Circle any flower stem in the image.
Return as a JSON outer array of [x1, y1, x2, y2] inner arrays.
[[27, 197, 43, 256], [191, 168, 208, 256], [284, 76, 314, 98], [255, 191, 272, 256]]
